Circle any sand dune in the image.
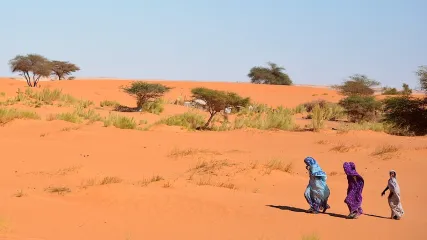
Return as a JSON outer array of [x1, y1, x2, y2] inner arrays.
[[0, 78, 426, 240]]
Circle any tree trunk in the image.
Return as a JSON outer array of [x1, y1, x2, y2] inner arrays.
[[204, 112, 216, 128]]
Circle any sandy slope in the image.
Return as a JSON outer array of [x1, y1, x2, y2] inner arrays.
[[0, 78, 426, 240]]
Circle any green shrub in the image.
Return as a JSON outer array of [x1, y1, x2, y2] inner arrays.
[[382, 87, 399, 95], [311, 104, 326, 131], [141, 98, 164, 115], [339, 96, 382, 122], [0, 108, 40, 124], [382, 96, 427, 136], [338, 122, 394, 133], [103, 114, 137, 129], [158, 112, 205, 130]]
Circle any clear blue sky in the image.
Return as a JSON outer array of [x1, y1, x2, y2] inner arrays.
[[1, 0, 426, 88]]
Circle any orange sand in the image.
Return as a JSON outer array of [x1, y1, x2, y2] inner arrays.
[[0, 78, 426, 240]]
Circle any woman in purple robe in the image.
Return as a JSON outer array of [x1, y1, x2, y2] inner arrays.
[[343, 162, 364, 219]]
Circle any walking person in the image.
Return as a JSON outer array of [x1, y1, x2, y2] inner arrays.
[[381, 170, 404, 220], [304, 157, 331, 214], [343, 162, 364, 219]]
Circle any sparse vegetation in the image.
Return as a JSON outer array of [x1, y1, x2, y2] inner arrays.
[[330, 142, 357, 153], [99, 176, 123, 185], [371, 145, 399, 156], [248, 62, 292, 85], [234, 107, 297, 131], [158, 112, 205, 130], [100, 100, 121, 108], [122, 81, 171, 110], [45, 186, 71, 195], [337, 122, 394, 133], [141, 98, 164, 114], [265, 159, 293, 173], [0, 108, 40, 124], [333, 74, 379, 96], [302, 233, 321, 240], [138, 175, 164, 187], [103, 114, 137, 129], [13, 190, 25, 198]]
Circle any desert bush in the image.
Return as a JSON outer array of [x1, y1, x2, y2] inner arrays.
[[416, 66, 427, 92], [141, 98, 164, 115], [382, 96, 427, 136], [103, 114, 137, 129], [248, 62, 292, 85], [311, 104, 327, 131], [339, 95, 382, 122], [294, 104, 305, 114], [333, 74, 379, 96], [304, 101, 345, 121], [122, 81, 171, 109], [100, 100, 120, 108], [337, 122, 394, 133], [382, 87, 399, 95], [303, 100, 328, 112], [0, 108, 40, 124], [191, 87, 250, 128], [74, 107, 102, 122], [158, 112, 205, 130], [234, 107, 296, 131], [53, 112, 83, 123]]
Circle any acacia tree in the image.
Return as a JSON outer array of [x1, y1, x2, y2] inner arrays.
[[9, 54, 52, 87], [333, 74, 380, 96], [122, 81, 171, 109], [51, 61, 80, 80], [416, 66, 427, 92], [191, 87, 250, 128], [248, 62, 292, 85]]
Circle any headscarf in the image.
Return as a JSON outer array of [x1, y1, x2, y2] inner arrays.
[[388, 170, 401, 196], [343, 162, 359, 176], [304, 157, 326, 177]]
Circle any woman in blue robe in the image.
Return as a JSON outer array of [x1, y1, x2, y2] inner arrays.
[[304, 157, 331, 213]]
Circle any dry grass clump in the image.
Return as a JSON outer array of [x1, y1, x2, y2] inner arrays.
[[329, 142, 360, 153], [196, 178, 237, 190], [103, 113, 137, 129], [45, 186, 71, 195], [168, 147, 220, 158], [13, 190, 25, 198], [337, 122, 394, 134], [99, 176, 123, 185], [137, 175, 164, 187], [302, 234, 321, 240], [0, 108, 40, 124], [264, 159, 294, 174], [234, 107, 297, 131], [157, 112, 205, 130], [371, 144, 399, 157], [100, 100, 121, 108]]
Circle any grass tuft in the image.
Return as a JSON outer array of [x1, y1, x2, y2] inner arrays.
[[103, 114, 137, 129], [0, 108, 40, 124], [100, 100, 121, 108], [158, 112, 205, 130], [45, 186, 71, 195], [99, 176, 123, 185], [371, 144, 399, 156], [264, 159, 293, 173]]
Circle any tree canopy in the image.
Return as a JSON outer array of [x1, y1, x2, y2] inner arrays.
[[334, 74, 380, 96], [416, 66, 427, 92], [122, 81, 171, 109], [51, 61, 80, 80], [248, 62, 292, 85], [191, 87, 250, 128], [9, 54, 52, 87]]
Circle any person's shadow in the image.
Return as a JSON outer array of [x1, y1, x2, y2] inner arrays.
[[266, 205, 389, 219]]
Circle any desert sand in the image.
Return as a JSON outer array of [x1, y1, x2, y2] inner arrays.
[[0, 78, 426, 240]]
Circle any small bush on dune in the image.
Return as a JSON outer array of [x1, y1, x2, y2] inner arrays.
[[158, 112, 206, 130], [234, 107, 297, 131], [311, 104, 327, 131], [141, 98, 164, 115], [53, 112, 83, 123], [339, 95, 382, 123], [74, 107, 102, 122], [0, 108, 40, 124], [103, 114, 137, 129], [382, 96, 427, 136], [338, 121, 394, 133]]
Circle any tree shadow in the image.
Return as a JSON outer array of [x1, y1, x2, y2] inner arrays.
[[266, 205, 348, 219], [267, 205, 389, 220]]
